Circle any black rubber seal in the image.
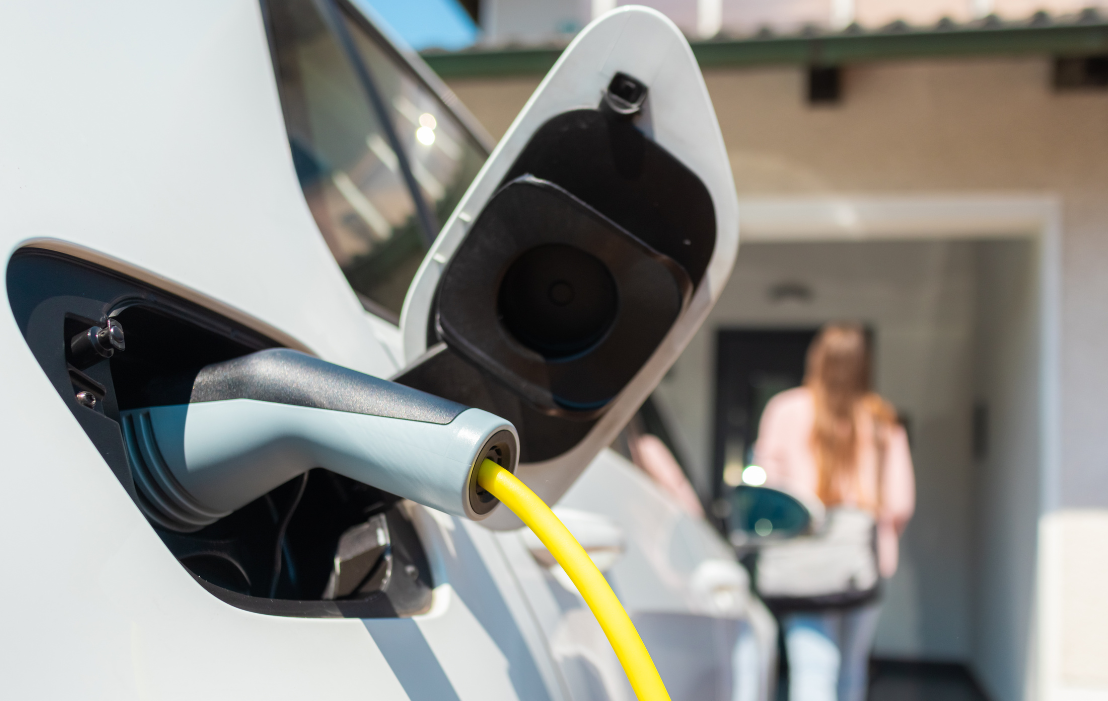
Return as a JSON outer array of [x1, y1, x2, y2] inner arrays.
[[436, 176, 692, 417]]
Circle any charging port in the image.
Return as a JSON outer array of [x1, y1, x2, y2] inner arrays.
[[8, 250, 433, 617]]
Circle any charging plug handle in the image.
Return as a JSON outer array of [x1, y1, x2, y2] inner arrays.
[[122, 349, 518, 532]]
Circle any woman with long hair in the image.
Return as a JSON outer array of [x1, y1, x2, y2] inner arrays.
[[755, 323, 915, 701]]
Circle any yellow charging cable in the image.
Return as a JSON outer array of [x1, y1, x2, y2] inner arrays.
[[477, 459, 671, 701]]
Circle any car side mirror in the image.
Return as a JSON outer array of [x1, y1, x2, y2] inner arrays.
[[729, 485, 816, 541]]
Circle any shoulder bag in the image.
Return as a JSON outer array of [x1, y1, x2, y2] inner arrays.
[[752, 422, 887, 611]]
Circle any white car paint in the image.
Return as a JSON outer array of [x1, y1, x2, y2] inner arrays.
[[0, 2, 768, 700]]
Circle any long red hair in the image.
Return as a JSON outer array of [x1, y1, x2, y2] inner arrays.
[[805, 324, 895, 510]]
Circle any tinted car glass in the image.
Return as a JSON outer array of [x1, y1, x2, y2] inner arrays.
[[267, 0, 429, 321], [729, 486, 810, 538], [342, 11, 487, 227]]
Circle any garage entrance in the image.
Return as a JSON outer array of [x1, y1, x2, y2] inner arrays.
[[652, 218, 1047, 698]]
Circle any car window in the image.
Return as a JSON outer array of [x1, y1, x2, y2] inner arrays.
[[341, 11, 488, 230], [267, 0, 430, 322]]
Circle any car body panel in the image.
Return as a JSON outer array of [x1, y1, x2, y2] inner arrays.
[[0, 2, 762, 699], [0, 2, 553, 698], [0, 0, 389, 375]]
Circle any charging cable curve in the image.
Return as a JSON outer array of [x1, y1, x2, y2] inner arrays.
[[478, 459, 671, 701]]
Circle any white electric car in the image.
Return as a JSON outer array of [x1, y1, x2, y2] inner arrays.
[[1, 1, 772, 699]]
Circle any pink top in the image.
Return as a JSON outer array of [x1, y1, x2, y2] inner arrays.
[[754, 387, 915, 578]]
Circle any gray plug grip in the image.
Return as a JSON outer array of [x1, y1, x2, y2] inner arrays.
[[120, 350, 518, 532]]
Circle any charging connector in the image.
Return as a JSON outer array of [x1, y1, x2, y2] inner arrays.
[[121, 349, 518, 531]]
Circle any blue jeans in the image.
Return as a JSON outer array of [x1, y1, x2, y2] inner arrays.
[[782, 601, 882, 701]]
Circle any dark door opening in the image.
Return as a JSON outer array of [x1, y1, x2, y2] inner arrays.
[[711, 328, 818, 504]]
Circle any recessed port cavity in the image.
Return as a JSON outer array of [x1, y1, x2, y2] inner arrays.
[[8, 251, 444, 614]]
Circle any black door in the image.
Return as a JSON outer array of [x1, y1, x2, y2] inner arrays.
[[711, 329, 818, 503]]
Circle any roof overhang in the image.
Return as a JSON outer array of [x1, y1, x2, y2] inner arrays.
[[422, 20, 1108, 78]]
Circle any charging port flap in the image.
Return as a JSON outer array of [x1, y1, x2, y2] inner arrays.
[[395, 7, 739, 524]]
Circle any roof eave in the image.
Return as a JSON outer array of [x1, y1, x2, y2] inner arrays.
[[421, 22, 1108, 78]]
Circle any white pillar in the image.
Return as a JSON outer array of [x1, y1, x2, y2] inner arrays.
[[831, 0, 855, 30], [698, 0, 722, 38], [592, 0, 617, 21]]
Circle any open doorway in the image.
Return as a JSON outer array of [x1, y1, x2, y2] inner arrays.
[[653, 234, 1043, 699], [711, 329, 817, 501]]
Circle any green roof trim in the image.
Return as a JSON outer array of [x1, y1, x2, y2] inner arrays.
[[421, 21, 1108, 78]]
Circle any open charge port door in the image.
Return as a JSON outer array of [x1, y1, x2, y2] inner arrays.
[[396, 7, 739, 526]]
